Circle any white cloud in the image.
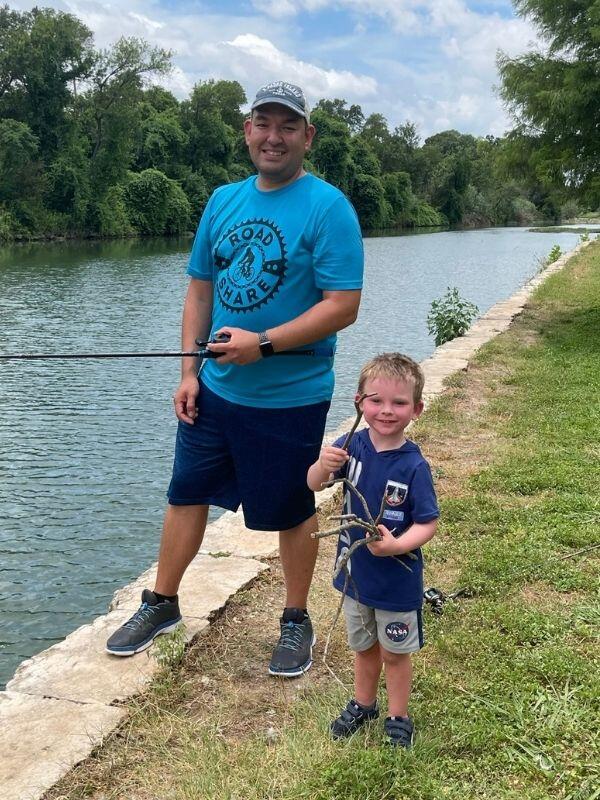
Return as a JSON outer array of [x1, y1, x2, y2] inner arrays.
[[8, 0, 540, 137], [252, 0, 298, 18], [224, 34, 377, 106]]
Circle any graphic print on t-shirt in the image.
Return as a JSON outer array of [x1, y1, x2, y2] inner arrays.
[[213, 218, 287, 313], [385, 480, 408, 506]]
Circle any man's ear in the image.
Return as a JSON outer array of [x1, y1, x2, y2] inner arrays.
[[304, 124, 316, 150], [243, 117, 252, 144]]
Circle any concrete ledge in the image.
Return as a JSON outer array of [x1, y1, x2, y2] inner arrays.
[[1, 239, 591, 800], [0, 691, 125, 800], [110, 553, 267, 616]]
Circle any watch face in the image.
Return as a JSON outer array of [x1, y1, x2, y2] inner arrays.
[[259, 338, 275, 357]]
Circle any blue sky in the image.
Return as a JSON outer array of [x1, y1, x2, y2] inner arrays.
[[12, 0, 541, 138]]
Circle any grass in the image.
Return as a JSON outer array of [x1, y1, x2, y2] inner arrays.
[[45, 243, 600, 800], [528, 226, 600, 234]]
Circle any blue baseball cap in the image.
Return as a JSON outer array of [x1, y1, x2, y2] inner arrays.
[[250, 81, 310, 123]]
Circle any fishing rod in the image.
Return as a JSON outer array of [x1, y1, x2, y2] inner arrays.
[[0, 333, 335, 361]]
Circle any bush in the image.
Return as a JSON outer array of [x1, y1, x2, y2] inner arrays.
[[511, 197, 539, 225], [125, 168, 191, 235], [547, 244, 562, 264], [560, 199, 580, 221], [427, 286, 479, 346], [96, 185, 133, 237], [462, 184, 494, 227], [411, 199, 445, 227], [0, 207, 21, 241]]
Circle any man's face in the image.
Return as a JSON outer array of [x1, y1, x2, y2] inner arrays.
[[244, 104, 316, 189]]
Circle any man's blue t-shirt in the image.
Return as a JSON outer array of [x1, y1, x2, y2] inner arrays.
[[332, 429, 439, 611], [187, 173, 363, 408]]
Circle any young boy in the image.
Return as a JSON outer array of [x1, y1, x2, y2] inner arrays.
[[307, 353, 439, 748]]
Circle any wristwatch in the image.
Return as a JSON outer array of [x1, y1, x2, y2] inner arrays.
[[258, 331, 275, 358]]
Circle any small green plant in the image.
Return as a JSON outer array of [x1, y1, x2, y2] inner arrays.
[[427, 287, 479, 346], [579, 231, 590, 243], [153, 623, 187, 667], [535, 243, 564, 273], [547, 244, 562, 264]]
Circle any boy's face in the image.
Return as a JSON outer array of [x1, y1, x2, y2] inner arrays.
[[357, 376, 423, 443]]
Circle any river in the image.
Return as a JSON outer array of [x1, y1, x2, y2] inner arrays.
[[0, 226, 586, 688]]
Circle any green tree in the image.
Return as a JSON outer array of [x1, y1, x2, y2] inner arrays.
[[350, 174, 388, 230], [420, 132, 478, 223], [313, 98, 364, 133], [84, 37, 171, 193], [382, 121, 421, 178], [358, 113, 391, 166], [0, 119, 41, 202], [350, 137, 381, 177], [309, 109, 353, 192], [180, 80, 245, 182], [0, 6, 94, 158], [137, 112, 187, 176], [499, 0, 600, 208], [44, 151, 90, 227], [382, 172, 414, 225]]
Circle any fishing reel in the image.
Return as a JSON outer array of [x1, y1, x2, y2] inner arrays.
[[195, 332, 231, 359], [423, 587, 445, 615], [423, 586, 470, 616]]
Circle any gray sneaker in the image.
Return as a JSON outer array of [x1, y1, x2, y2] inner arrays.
[[106, 589, 181, 656], [268, 613, 315, 677]]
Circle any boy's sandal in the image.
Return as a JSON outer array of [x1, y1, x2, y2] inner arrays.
[[330, 699, 379, 739], [384, 715, 414, 748]]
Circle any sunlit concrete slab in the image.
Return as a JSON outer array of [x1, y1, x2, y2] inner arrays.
[[110, 553, 268, 620], [7, 609, 208, 705], [0, 691, 125, 800]]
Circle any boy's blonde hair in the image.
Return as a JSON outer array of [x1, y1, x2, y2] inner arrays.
[[357, 353, 424, 403]]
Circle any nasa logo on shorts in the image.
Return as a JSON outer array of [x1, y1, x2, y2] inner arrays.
[[385, 480, 408, 507], [213, 219, 287, 313], [385, 621, 409, 643]]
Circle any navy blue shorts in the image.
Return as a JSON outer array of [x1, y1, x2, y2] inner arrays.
[[167, 382, 330, 531]]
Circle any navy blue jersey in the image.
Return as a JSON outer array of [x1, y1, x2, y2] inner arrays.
[[332, 429, 439, 611]]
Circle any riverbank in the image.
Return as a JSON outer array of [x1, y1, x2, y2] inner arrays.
[[5, 238, 598, 800], [3, 225, 587, 692], [29, 240, 598, 799]]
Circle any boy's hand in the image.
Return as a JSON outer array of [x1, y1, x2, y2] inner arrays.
[[319, 445, 349, 475], [367, 524, 402, 557]]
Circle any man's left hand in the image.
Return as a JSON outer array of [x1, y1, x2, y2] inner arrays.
[[207, 328, 261, 365]]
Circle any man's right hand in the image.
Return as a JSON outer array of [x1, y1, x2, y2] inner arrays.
[[173, 375, 200, 424]]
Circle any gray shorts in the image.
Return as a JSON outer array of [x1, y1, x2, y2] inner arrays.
[[343, 596, 424, 654]]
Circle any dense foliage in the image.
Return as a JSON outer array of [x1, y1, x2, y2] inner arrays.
[[498, 0, 600, 213], [0, 4, 596, 242]]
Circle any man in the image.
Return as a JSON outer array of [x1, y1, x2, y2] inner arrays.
[[106, 81, 363, 677]]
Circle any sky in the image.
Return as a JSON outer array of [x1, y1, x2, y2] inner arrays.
[[11, 0, 543, 139]]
